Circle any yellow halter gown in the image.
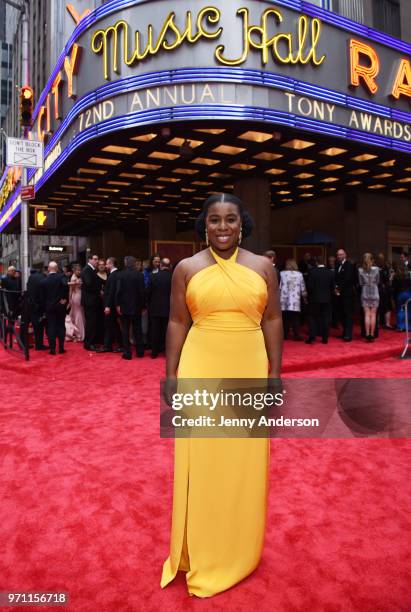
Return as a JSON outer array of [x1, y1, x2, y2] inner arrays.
[[161, 246, 270, 597]]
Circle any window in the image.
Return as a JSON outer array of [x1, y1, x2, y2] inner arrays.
[[372, 0, 401, 37], [306, 0, 334, 8]]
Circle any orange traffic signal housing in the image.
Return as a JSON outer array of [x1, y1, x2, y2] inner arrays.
[[20, 85, 34, 126]]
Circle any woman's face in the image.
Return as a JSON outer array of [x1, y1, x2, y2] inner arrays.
[[98, 260, 106, 273], [74, 266, 81, 277], [205, 201, 241, 251]]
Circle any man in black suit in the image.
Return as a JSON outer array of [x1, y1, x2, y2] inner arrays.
[[97, 256, 123, 353], [81, 254, 100, 350], [335, 248, 356, 342], [305, 257, 335, 344], [399, 252, 411, 271], [116, 255, 145, 360], [27, 268, 47, 350], [146, 257, 172, 358], [40, 262, 69, 355]]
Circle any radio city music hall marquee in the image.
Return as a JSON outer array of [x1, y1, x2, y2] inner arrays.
[[1, 0, 411, 214]]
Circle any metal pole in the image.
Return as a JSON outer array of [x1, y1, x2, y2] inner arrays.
[[20, 5, 29, 288]]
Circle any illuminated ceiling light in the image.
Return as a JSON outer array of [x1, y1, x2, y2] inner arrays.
[[139, 204, 155, 208], [210, 172, 230, 178], [290, 158, 315, 166], [397, 177, 411, 183], [368, 184, 386, 189], [265, 168, 286, 175], [102, 145, 137, 155], [300, 193, 314, 197], [271, 181, 288, 186], [167, 137, 203, 148], [120, 172, 146, 179], [323, 187, 337, 191], [297, 184, 314, 189], [346, 181, 362, 186], [89, 193, 109, 198], [282, 139, 315, 149], [133, 162, 161, 170], [224, 184, 234, 189], [230, 163, 256, 170], [320, 147, 347, 156], [68, 177, 95, 183], [49, 196, 69, 201], [78, 167, 108, 174], [194, 128, 225, 134], [212, 145, 246, 155], [379, 159, 396, 167], [193, 196, 204, 200], [149, 151, 179, 160], [163, 194, 180, 198], [280, 198, 293, 202], [192, 181, 213, 186], [173, 168, 198, 175], [158, 176, 181, 183], [55, 191, 76, 196], [405, 167, 411, 171], [97, 188, 120, 192], [351, 153, 377, 162], [191, 157, 220, 165], [321, 177, 339, 183], [294, 173, 314, 179], [373, 173, 392, 179], [142, 184, 164, 190], [88, 156, 121, 165], [181, 188, 196, 192], [320, 164, 344, 171], [108, 181, 131, 186], [277, 190, 291, 195], [80, 199, 100, 203], [391, 188, 408, 192], [61, 184, 85, 189], [253, 152, 283, 161], [131, 133, 157, 141], [238, 130, 272, 142], [348, 169, 369, 175]]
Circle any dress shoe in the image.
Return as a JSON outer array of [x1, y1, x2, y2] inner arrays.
[[35, 345, 47, 351], [112, 348, 123, 353], [49, 349, 56, 355], [321, 339, 328, 344], [305, 339, 314, 344], [343, 337, 352, 342], [96, 347, 113, 353], [137, 351, 145, 358], [122, 353, 132, 360], [58, 348, 66, 354], [151, 352, 158, 358]]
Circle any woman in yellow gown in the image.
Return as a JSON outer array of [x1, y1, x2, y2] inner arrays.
[[161, 193, 283, 597]]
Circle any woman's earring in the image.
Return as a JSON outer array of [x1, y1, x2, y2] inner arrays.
[[205, 228, 209, 246], [238, 227, 243, 245]]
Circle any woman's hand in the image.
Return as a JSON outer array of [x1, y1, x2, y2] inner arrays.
[[163, 376, 177, 408]]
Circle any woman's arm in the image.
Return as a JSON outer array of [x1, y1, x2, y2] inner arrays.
[[261, 262, 283, 378], [165, 261, 192, 379]]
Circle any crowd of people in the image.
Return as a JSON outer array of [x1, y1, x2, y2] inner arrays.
[[0, 253, 172, 358], [1, 248, 411, 356], [264, 248, 411, 343]]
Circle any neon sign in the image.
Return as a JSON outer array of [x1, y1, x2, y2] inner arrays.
[[91, 7, 326, 79]]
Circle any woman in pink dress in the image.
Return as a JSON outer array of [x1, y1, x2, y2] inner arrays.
[[66, 264, 85, 341]]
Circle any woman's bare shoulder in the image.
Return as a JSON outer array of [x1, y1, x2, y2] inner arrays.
[[173, 250, 214, 284]]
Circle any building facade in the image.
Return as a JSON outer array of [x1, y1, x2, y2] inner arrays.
[[0, 0, 410, 272]]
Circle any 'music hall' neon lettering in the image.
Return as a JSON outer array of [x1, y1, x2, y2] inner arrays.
[[91, 7, 326, 80]]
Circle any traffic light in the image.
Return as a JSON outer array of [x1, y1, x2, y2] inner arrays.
[[20, 85, 34, 127], [34, 207, 57, 230]]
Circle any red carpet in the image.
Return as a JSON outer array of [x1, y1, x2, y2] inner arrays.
[[0, 331, 410, 611]]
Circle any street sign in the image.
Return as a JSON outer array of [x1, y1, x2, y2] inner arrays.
[[21, 185, 35, 200], [34, 207, 57, 229], [6, 137, 43, 168]]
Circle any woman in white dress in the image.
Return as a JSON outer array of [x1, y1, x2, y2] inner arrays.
[[279, 258, 307, 340], [66, 264, 85, 341]]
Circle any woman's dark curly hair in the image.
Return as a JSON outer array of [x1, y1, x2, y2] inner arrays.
[[194, 193, 254, 241]]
